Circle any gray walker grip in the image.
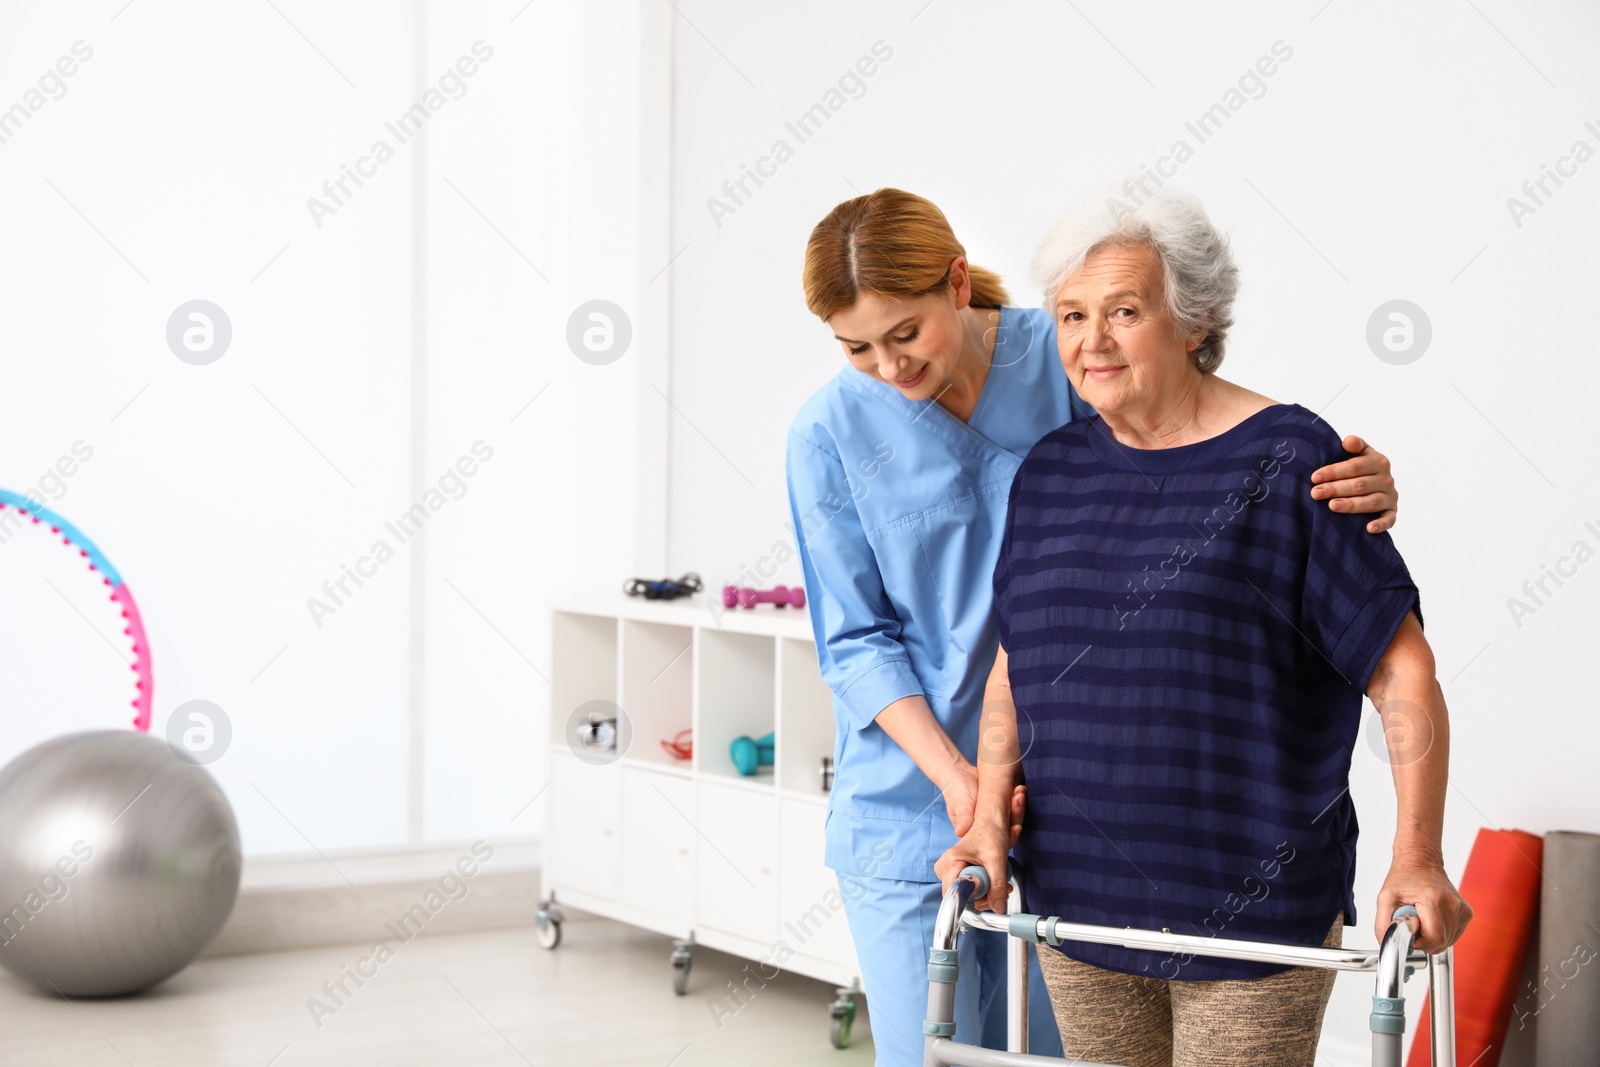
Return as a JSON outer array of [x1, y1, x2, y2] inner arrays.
[[1371, 905, 1419, 1067]]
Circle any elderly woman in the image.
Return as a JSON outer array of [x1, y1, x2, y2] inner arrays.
[[935, 188, 1471, 1066]]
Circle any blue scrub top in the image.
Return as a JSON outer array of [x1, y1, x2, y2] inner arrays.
[[786, 306, 1093, 882]]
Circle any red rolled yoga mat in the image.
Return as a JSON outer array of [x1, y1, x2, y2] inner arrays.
[[1407, 828, 1543, 1067]]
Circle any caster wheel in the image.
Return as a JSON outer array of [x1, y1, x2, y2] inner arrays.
[[829, 988, 857, 1049], [536, 908, 563, 950], [670, 941, 693, 995]]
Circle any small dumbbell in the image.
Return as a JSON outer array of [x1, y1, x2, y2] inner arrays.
[[730, 732, 776, 776], [721, 584, 806, 609]]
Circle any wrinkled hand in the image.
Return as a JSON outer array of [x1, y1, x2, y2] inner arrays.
[[942, 761, 1024, 840], [1007, 783, 1025, 845], [935, 785, 1027, 913], [942, 761, 980, 838], [1310, 435, 1398, 534], [1375, 855, 1472, 953]]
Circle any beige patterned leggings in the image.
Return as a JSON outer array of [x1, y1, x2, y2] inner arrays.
[[1035, 916, 1343, 1067]]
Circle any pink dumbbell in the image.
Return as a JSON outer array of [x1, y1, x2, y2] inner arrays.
[[721, 584, 806, 609]]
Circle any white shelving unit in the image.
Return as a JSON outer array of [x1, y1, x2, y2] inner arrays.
[[540, 588, 862, 1040]]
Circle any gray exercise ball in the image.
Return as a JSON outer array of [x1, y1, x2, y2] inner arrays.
[[0, 730, 241, 996]]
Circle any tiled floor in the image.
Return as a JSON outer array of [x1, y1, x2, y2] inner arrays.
[[0, 913, 877, 1066]]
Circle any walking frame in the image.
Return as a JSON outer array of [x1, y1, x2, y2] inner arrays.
[[922, 865, 1456, 1067]]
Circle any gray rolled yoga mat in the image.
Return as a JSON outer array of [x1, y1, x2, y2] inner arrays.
[[1535, 830, 1600, 1065]]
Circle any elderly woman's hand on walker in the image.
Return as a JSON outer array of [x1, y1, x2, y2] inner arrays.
[[935, 644, 1027, 913], [1367, 612, 1474, 953]]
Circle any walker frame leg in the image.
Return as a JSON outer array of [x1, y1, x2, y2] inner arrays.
[[1007, 872, 1028, 1054], [1427, 947, 1455, 1067]]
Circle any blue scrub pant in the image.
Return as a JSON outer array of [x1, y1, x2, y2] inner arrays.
[[838, 873, 1063, 1066]]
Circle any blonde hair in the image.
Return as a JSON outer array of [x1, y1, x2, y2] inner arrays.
[[803, 188, 1009, 321]]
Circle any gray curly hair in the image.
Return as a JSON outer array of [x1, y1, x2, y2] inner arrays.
[[1030, 185, 1239, 373]]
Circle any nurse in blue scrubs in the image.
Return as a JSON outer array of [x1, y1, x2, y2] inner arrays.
[[785, 188, 1400, 1066]]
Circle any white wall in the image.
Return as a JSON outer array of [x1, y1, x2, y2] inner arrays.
[[664, 0, 1600, 1056], [414, 0, 578, 844], [0, 1, 584, 855], [417, 0, 672, 844]]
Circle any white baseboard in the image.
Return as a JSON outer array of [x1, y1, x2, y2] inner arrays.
[[204, 838, 541, 958]]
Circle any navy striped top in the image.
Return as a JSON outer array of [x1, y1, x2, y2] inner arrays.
[[995, 403, 1420, 980]]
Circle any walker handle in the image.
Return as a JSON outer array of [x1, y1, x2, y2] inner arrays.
[[1391, 904, 1419, 925], [958, 865, 990, 897]]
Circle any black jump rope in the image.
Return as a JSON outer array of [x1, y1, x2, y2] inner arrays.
[[622, 572, 704, 600]]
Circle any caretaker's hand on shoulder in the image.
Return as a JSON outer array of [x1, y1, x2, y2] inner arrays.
[[1376, 852, 1472, 953], [1310, 435, 1398, 534]]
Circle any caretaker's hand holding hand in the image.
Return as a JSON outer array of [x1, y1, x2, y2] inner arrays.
[[874, 695, 1009, 836], [1376, 853, 1472, 953], [939, 759, 1024, 839], [940, 759, 980, 837], [1310, 435, 1398, 533]]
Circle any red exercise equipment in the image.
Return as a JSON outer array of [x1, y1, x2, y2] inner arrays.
[[659, 730, 693, 761], [1407, 827, 1544, 1067]]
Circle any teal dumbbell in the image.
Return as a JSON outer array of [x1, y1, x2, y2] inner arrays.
[[729, 732, 775, 776]]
